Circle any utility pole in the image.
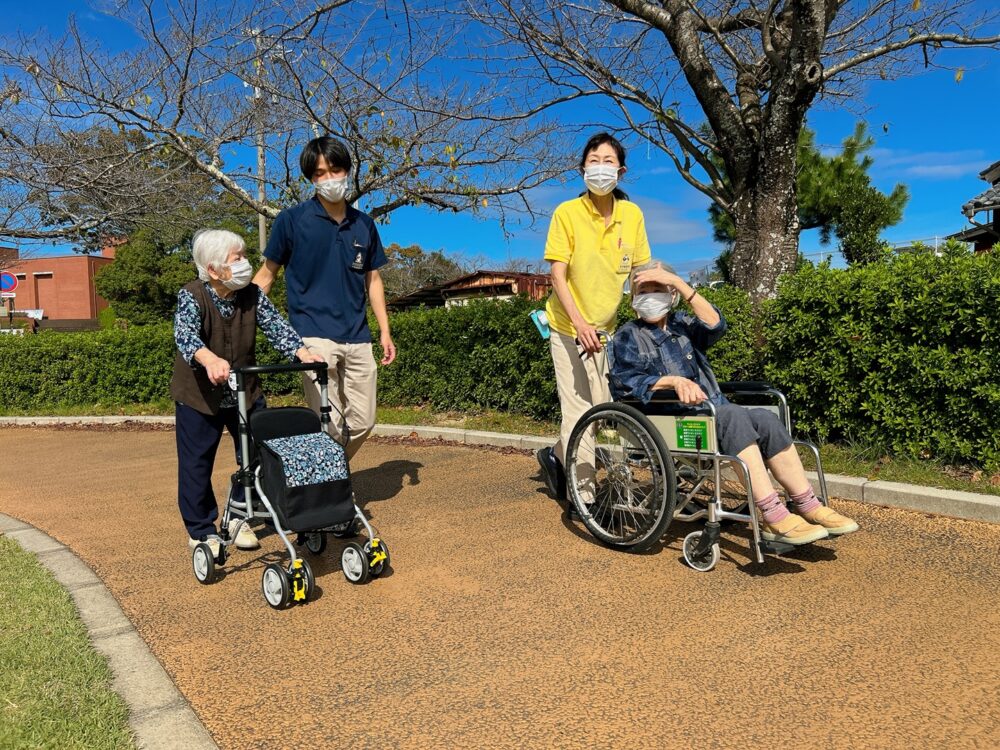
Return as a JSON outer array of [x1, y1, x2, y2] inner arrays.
[[250, 29, 267, 255]]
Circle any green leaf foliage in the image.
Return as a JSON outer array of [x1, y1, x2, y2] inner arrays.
[[763, 246, 1000, 468]]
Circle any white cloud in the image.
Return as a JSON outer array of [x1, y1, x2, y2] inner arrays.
[[868, 148, 987, 180], [632, 195, 710, 245]]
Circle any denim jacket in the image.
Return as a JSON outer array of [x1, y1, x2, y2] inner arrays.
[[609, 308, 728, 405]]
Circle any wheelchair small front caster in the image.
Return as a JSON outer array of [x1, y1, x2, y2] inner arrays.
[[683, 531, 720, 572]]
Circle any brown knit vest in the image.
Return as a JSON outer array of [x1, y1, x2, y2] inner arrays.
[[170, 281, 263, 415]]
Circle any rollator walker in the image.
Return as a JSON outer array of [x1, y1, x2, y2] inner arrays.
[[190, 361, 390, 608]]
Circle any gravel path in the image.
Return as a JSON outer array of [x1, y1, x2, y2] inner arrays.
[[2, 428, 997, 749]]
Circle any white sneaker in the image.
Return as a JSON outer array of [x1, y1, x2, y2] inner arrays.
[[228, 519, 260, 550], [188, 534, 222, 558]]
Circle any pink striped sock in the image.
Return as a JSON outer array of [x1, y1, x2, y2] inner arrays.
[[790, 487, 822, 515], [755, 491, 789, 525]]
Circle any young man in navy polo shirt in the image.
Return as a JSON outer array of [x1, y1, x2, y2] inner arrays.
[[253, 136, 397, 460]]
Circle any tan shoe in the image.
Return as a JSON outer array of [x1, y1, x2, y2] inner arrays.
[[761, 513, 829, 545], [228, 519, 260, 550], [188, 535, 221, 557], [800, 505, 859, 536]]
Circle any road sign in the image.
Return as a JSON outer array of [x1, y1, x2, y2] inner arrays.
[[0, 272, 17, 293], [0, 292, 15, 298]]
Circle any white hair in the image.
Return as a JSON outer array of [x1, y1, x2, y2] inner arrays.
[[192, 229, 245, 281], [629, 259, 674, 288]]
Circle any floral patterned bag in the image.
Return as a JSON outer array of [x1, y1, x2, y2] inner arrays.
[[258, 431, 355, 532]]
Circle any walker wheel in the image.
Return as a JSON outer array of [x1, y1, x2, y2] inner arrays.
[[300, 559, 315, 601], [192, 543, 215, 585], [331, 518, 358, 538], [289, 559, 314, 604], [304, 532, 327, 555], [261, 563, 291, 608], [682, 531, 720, 572], [341, 542, 370, 584], [367, 539, 390, 577]]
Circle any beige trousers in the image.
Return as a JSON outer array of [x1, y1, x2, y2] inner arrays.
[[550, 330, 611, 503], [301, 337, 377, 461]]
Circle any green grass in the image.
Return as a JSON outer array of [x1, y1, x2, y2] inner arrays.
[[2, 399, 997, 496], [0, 535, 135, 749]]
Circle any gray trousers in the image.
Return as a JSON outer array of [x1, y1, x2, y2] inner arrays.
[[715, 404, 793, 459]]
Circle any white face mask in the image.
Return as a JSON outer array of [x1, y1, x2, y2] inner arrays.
[[315, 175, 349, 203], [583, 165, 620, 197], [632, 291, 677, 322], [221, 258, 252, 291]]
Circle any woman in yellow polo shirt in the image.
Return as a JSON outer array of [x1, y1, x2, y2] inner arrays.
[[537, 133, 651, 512]]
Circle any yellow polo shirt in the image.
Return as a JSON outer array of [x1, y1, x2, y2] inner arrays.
[[544, 195, 651, 337]]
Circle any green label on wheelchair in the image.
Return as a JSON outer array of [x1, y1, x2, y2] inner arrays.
[[676, 419, 709, 450]]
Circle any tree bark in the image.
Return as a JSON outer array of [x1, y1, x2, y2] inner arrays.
[[728, 137, 801, 302]]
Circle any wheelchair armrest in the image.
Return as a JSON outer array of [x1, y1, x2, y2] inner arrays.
[[718, 381, 775, 394], [619, 391, 715, 417]]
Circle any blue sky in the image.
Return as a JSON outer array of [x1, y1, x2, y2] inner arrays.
[[7, 1, 1000, 277]]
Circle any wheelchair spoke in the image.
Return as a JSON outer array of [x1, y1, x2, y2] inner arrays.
[[567, 407, 675, 550]]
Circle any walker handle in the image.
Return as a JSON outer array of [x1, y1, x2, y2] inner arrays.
[[232, 361, 327, 376]]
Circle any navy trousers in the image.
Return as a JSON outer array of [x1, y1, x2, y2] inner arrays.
[[175, 398, 264, 540]]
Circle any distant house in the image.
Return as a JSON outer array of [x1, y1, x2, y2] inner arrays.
[[0, 245, 117, 328], [387, 270, 552, 312], [949, 160, 1000, 252]]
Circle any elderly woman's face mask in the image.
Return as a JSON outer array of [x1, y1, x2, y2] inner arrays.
[[632, 285, 678, 321]]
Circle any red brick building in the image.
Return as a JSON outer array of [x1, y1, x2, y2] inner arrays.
[[0, 246, 116, 326]]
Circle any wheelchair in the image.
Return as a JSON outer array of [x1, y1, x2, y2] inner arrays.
[[563, 342, 830, 572]]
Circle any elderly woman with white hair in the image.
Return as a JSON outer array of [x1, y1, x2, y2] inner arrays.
[[170, 229, 323, 556], [610, 260, 859, 546]]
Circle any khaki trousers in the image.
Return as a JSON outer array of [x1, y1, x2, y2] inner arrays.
[[550, 330, 611, 503], [301, 338, 377, 461]]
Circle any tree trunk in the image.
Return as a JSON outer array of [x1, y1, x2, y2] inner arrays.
[[728, 140, 801, 302]]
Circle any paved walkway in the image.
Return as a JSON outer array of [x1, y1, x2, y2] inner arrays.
[[1, 427, 998, 749]]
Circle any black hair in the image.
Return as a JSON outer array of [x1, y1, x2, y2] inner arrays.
[[299, 136, 353, 180], [579, 132, 629, 201]]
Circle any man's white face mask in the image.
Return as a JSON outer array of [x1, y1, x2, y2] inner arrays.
[[632, 290, 677, 321], [315, 174, 349, 203], [583, 165, 619, 197]]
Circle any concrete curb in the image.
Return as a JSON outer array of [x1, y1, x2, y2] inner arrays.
[[3, 416, 998, 524], [0, 513, 218, 750]]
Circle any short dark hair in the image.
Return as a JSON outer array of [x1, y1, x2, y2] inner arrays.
[[300, 136, 352, 180]]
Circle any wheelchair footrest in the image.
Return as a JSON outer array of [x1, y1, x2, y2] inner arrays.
[[758, 539, 798, 556]]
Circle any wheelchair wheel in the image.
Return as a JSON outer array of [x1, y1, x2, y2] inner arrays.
[[566, 402, 676, 553], [682, 531, 720, 572]]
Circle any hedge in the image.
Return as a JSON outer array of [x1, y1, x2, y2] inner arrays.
[[1, 253, 997, 468], [763, 249, 1000, 468], [0, 325, 298, 411]]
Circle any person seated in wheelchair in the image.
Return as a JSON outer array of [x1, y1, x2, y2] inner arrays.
[[609, 260, 858, 545]]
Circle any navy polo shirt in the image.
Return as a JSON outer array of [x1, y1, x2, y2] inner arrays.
[[264, 197, 388, 343]]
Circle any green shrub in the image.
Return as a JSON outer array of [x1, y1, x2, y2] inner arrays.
[[0, 326, 301, 410], [764, 248, 1000, 468]]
